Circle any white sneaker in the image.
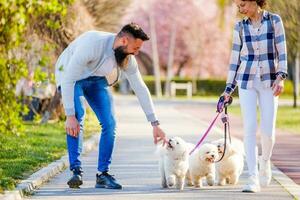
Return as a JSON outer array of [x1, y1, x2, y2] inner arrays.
[[242, 176, 261, 193], [259, 156, 271, 187]]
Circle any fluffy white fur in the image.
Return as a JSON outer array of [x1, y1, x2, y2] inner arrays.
[[212, 138, 244, 186], [156, 137, 190, 190], [186, 143, 219, 188]]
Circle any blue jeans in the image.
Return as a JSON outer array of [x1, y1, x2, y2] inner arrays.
[[66, 76, 116, 172]]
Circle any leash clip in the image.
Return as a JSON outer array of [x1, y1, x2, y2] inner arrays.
[[221, 113, 229, 124]]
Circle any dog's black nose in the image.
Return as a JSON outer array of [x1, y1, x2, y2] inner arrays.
[[211, 154, 215, 158], [169, 139, 172, 142]]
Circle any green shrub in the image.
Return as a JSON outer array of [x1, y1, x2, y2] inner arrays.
[[0, 0, 74, 136], [115, 76, 295, 97], [120, 76, 236, 96]]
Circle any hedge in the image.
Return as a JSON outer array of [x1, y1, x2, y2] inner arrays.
[[116, 75, 296, 97]]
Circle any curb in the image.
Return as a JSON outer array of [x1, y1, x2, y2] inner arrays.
[[272, 164, 300, 200], [0, 133, 99, 200]]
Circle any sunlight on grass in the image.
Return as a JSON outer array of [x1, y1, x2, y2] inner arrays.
[[0, 108, 100, 192], [228, 105, 300, 135]]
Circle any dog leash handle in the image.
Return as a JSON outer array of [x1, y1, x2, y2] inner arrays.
[[217, 96, 233, 113]]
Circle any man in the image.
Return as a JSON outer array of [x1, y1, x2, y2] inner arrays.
[[55, 23, 166, 189]]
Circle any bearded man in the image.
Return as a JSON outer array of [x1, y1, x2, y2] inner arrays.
[[55, 23, 166, 189]]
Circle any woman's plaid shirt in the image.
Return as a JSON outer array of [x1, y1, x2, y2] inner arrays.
[[225, 11, 287, 95]]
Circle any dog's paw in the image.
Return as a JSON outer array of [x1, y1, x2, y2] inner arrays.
[[168, 182, 174, 187], [167, 176, 176, 187], [218, 181, 226, 186], [162, 182, 168, 188], [186, 182, 194, 187]]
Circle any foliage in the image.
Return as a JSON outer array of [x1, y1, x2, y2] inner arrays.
[[84, 0, 132, 32], [0, 0, 74, 136], [122, 0, 235, 78], [267, 0, 300, 63], [123, 76, 236, 96], [119, 76, 295, 97]]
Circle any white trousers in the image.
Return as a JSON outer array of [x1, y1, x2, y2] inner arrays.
[[238, 77, 278, 177]]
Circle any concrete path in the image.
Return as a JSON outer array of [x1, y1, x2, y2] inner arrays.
[[27, 96, 295, 200]]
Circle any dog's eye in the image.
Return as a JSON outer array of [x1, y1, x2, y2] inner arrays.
[[206, 152, 210, 154], [176, 142, 179, 144]]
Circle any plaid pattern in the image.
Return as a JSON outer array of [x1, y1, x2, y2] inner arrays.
[[225, 11, 287, 95]]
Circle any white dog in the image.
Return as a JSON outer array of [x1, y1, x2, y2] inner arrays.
[[186, 143, 219, 188], [212, 138, 244, 186], [156, 137, 190, 190]]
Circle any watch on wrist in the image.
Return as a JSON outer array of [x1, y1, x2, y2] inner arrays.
[[277, 72, 287, 80], [151, 120, 160, 126]]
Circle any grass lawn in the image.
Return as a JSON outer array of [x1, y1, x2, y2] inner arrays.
[[0, 109, 100, 193], [228, 105, 300, 135]]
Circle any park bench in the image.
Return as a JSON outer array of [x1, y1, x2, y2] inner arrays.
[[170, 81, 193, 99]]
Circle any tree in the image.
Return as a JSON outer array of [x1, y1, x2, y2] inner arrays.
[[149, 12, 162, 97], [0, 0, 74, 135], [122, 0, 234, 81], [268, 0, 300, 107]]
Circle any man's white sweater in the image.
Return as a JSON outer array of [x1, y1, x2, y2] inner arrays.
[[55, 31, 157, 122]]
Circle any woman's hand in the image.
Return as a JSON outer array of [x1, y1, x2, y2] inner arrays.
[[222, 92, 231, 102], [272, 77, 284, 96]]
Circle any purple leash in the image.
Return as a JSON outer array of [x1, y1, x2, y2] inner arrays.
[[189, 95, 233, 155], [189, 112, 221, 155]]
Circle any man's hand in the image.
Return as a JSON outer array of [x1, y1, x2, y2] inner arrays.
[[272, 77, 284, 96], [152, 125, 167, 145], [65, 115, 80, 137]]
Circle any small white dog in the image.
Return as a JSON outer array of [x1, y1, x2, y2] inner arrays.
[[186, 143, 219, 188], [156, 137, 190, 190], [212, 138, 244, 186]]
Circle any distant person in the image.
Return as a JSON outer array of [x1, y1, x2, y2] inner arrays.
[[15, 71, 40, 121], [55, 23, 167, 189], [221, 0, 287, 193]]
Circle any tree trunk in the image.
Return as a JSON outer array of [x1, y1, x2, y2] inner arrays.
[[293, 52, 299, 108], [165, 23, 177, 97], [149, 13, 162, 98]]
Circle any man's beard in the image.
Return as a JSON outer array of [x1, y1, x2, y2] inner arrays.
[[114, 46, 131, 68]]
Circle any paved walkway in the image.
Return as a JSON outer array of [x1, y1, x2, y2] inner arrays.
[[27, 96, 294, 200]]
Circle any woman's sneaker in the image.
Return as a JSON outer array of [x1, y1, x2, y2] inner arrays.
[[67, 167, 83, 188], [259, 156, 271, 187], [242, 176, 261, 193], [95, 172, 122, 189]]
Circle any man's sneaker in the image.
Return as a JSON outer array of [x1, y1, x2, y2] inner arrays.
[[67, 167, 83, 188], [95, 172, 122, 189], [242, 176, 261, 193], [259, 156, 272, 187]]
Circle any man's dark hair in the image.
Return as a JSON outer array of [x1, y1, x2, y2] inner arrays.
[[118, 23, 150, 41]]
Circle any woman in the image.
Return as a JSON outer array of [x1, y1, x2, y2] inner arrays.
[[222, 0, 287, 193]]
